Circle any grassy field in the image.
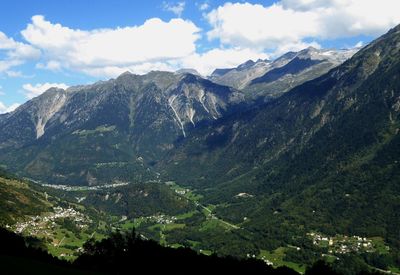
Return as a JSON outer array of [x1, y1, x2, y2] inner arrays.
[[389, 266, 400, 273], [149, 223, 186, 232], [165, 181, 203, 201], [108, 181, 241, 258], [259, 248, 306, 274], [175, 211, 196, 220], [43, 227, 106, 261], [370, 237, 390, 254], [165, 181, 239, 230]]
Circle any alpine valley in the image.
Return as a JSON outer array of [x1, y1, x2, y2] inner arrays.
[[1, 24, 400, 274]]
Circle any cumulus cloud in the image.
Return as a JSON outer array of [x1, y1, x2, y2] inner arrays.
[[0, 31, 40, 75], [1, 1, 398, 81], [0, 101, 20, 114], [354, 41, 364, 48], [79, 62, 177, 78], [21, 15, 200, 78], [0, 59, 23, 74], [285, 0, 400, 38], [206, 1, 400, 50], [0, 32, 40, 59], [5, 70, 23, 77], [273, 41, 321, 57], [18, 14, 269, 77], [207, 3, 319, 49], [198, 2, 210, 11], [36, 60, 62, 71], [181, 47, 268, 75], [163, 2, 186, 17], [22, 82, 69, 99]]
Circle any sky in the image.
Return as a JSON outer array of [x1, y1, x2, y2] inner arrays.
[[0, 0, 400, 113]]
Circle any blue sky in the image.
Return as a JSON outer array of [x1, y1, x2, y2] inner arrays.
[[0, 0, 399, 112]]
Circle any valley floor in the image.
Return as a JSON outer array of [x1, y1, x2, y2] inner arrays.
[[5, 178, 400, 275]]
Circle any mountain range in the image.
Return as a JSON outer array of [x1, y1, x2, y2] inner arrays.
[[0, 23, 400, 273], [165, 24, 400, 248], [209, 47, 358, 99], [0, 47, 359, 186], [0, 71, 244, 185]]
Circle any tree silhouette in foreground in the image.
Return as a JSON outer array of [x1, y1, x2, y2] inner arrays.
[[74, 229, 298, 274], [0, 227, 297, 274]]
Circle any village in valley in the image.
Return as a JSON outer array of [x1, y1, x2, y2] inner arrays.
[[308, 232, 390, 255], [10, 206, 91, 235], [6, 206, 98, 260]]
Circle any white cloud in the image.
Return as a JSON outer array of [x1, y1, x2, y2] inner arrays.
[[206, 3, 319, 49], [81, 48, 268, 77], [284, 0, 400, 38], [0, 101, 20, 114], [21, 15, 200, 78], [199, 2, 210, 11], [0, 59, 23, 73], [22, 82, 69, 99], [354, 41, 364, 48], [181, 47, 268, 75], [18, 15, 270, 78], [0, 1, 396, 81], [5, 70, 24, 78], [273, 41, 321, 57], [80, 62, 176, 78], [36, 60, 62, 71], [163, 1, 186, 17], [0, 31, 40, 75], [206, 1, 400, 50]]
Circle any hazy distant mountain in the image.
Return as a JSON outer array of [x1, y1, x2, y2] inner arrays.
[[209, 58, 272, 89], [209, 47, 358, 100], [175, 68, 201, 76]]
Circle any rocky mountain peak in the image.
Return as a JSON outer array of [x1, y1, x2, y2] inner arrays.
[[296, 46, 322, 59], [0, 69, 243, 184], [119, 70, 134, 77], [175, 68, 201, 76], [273, 51, 297, 64], [237, 60, 256, 70]]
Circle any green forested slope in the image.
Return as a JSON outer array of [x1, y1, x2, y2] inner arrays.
[[162, 25, 400, 254]]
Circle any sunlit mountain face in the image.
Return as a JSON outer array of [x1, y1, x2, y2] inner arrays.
[[0, 1, 400, 274]]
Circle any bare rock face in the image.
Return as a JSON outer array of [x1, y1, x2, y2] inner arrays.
[[0, 88, 68, 149], [209, 59, 273, 90], [34, 90, 68, 139], [0, 71, 242, 185], [209, 47, 359, 99], [0, 42, 377, 187]]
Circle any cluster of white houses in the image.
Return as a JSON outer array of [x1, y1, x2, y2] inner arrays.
[[308, 232, 378, 254], [10, 206, 91, 235]]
